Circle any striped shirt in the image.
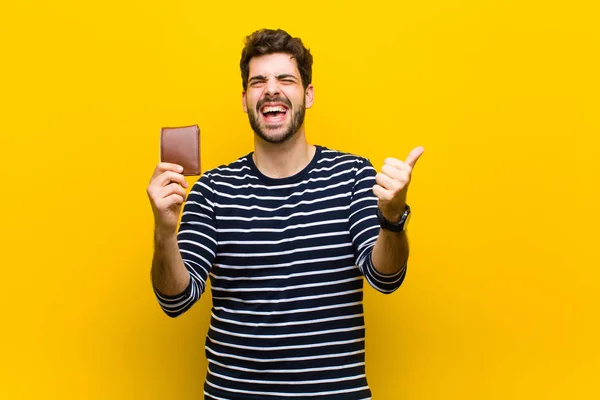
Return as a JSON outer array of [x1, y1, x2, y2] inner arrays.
[[154, 145, 407, 399]]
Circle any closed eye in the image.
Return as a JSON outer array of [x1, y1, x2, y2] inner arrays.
[[249, 79, 266, 87]]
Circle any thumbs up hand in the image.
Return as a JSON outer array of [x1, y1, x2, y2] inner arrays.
[[373, 146, 425, 222]]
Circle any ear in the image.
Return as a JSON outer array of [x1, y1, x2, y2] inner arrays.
[[242, 91, 248, 113], [304, 84, 314, 109]]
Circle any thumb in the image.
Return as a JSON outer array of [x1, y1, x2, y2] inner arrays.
[[405, 146, 425, 168]]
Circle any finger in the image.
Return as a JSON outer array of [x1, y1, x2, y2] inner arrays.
[[151, 162, 184, 181], [405, 146, 425, 168], [154, 171, 189, 189], [375, 172, 399, 192], [154, 188, 187, 211], [373, 184, 393, 201], [163, 193, 185, 208], [383, 158, 412, 178], [381, 164, 410, 182], [157, 182, 188, 201]]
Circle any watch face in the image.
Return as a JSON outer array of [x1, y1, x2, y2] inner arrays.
[[404, 212, 411, 229]]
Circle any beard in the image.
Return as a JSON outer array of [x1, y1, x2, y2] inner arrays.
[[248, 96, 306, 144]]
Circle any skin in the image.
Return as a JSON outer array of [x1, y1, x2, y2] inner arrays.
[[147, 162, 189, 295], [371, 146, 424, 275], [147, 52, 424, 295], [242, 53, 315, 179]]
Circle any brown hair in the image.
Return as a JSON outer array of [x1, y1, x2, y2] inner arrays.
[[240, 28, 313, 91]]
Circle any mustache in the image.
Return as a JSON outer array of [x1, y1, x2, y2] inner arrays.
[[256, 96, 292, 112]]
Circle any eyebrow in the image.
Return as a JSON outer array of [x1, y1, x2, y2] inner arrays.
[[248, 74, 299, 83]]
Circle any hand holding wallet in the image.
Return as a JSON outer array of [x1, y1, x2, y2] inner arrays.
[[160, 125, 201, 176]]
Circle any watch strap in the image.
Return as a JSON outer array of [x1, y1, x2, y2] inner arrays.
[[377, 204, 410, 232]]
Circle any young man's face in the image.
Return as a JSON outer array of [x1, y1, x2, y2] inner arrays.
[[243, 53, 314, 144]]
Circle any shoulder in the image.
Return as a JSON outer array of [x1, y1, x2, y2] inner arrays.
[[316, 145, 375, 172], [203, 153, 252, 179], [190, 152, 253, 192]]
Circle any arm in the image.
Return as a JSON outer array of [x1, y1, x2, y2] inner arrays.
[[151, 230, 189, 296], [350, 147, 423, 293], [371, 146, 424, 275], [372, 229, 409, 276], [349, 159, 406, 294], [151, 230, 197, 318], [147, 163, 217, 317]]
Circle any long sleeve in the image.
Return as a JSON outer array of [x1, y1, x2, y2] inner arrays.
[[348, 158, 407, 294], [153, 174, 218, 317]]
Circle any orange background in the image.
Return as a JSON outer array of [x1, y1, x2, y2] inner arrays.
[[1, 0, 599, 398]]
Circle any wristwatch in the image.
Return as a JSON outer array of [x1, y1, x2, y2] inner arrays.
[[376, 204, 411, 232]]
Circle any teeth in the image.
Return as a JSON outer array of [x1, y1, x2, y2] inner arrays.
[[262, 106, 286, 113]]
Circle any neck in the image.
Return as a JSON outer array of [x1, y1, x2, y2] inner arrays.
[[252, 127, 316, 179]]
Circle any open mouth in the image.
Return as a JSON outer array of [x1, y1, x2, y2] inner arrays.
[[260, 103, 289, 124]]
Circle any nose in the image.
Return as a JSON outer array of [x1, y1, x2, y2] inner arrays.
[[264, 76, 280, 96]]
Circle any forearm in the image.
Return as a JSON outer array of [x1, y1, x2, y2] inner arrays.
[[372, 229, 409, 275], [151, 230, 190, 296]]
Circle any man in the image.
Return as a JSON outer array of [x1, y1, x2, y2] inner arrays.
[[147, 28, 424, 399]]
